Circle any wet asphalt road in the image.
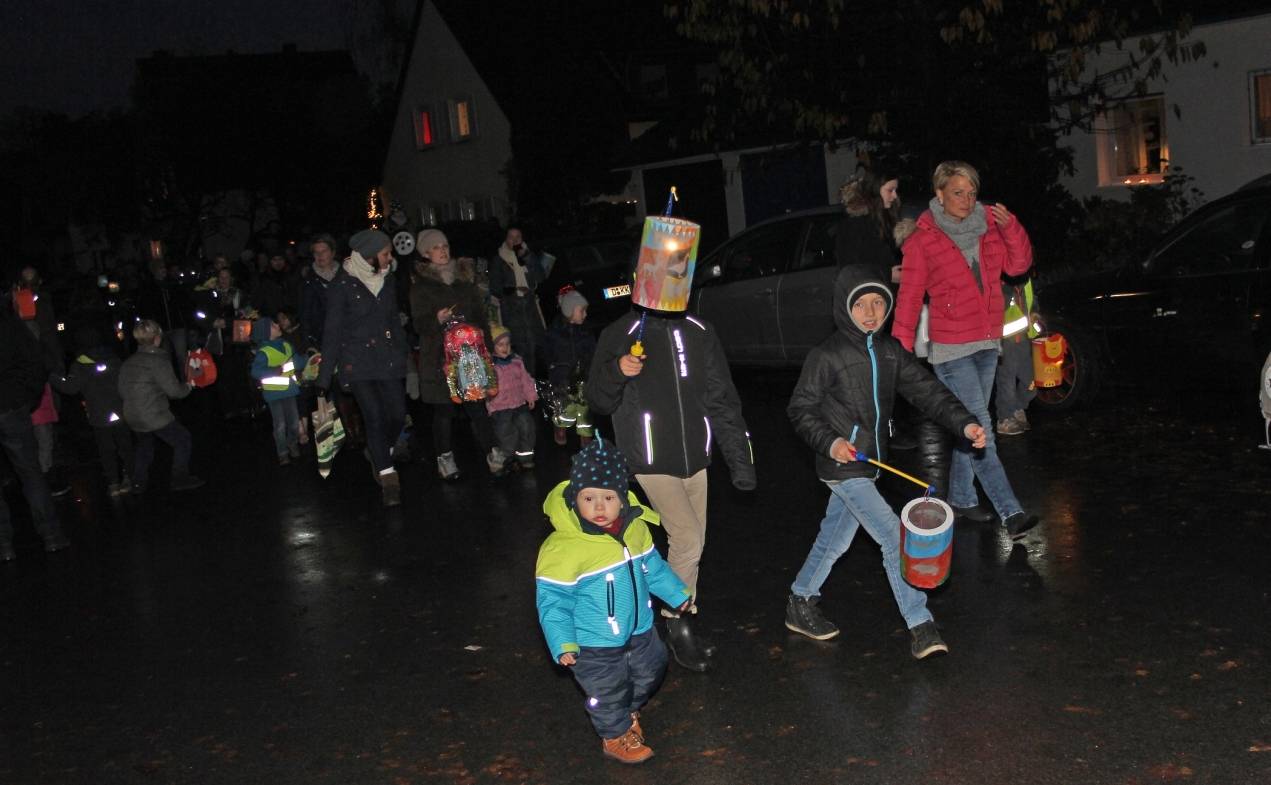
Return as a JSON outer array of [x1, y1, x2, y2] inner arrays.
[[3, 374, 1270, 785]]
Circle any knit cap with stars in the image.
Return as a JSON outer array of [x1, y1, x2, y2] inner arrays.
[[565, 434, 629, 512]]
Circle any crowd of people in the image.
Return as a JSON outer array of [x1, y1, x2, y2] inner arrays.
[[3, 160, 1045, 766]]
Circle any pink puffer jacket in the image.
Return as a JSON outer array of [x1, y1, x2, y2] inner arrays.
[[892, 208, 1032, 352]]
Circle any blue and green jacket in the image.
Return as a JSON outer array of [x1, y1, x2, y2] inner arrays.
[[250, 337, 306, 402], [535, 480, 690, 661]]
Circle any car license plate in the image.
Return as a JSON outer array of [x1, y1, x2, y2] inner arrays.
[[603, 284, 631, 299]]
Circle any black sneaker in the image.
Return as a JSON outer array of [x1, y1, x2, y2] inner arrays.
[[784, 595, 840, 640], [951, 504, 994, 523], [1004, 512, 1039, 540], [170, 475, 206, 492], [910, 621, 948, 659], [1, 541, 16, 562], [43, 535, 71, 554]]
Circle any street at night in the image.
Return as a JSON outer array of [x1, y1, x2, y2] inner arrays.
[[4, 380, 1269, 784]]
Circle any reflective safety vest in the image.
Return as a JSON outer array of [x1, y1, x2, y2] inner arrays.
[[1002, 280, 1039, 341], [259, 342, 297, 391]]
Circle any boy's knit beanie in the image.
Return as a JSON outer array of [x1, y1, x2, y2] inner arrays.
[[565, 435, 628, 510]]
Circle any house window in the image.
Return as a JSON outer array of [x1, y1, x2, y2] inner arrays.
[[1097, 95, 1168, 186], [449, 97, 476, 141], [414, 107, 437, 149], [1252, 70, 1271, 145]]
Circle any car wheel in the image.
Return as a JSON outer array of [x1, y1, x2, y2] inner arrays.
[[1031, 322, 1101, 412]]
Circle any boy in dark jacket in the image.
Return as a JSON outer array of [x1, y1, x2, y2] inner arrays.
[[587, 219, 755, 673], [785, 265, 986, 659], [535, 437, 691, 764], [119, 320, 204, 493], [49, 327, 134, 495], [542, 287, 596, 446]]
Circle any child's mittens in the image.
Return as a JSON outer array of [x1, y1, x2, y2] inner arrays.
[[731, 463, 757, 491]]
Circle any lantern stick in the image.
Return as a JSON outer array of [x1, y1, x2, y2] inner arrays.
[[852, 451, 936, 495], [664, 186, 678, 217]]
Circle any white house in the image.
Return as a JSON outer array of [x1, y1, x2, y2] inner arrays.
[[381, 0, 512, 226], [1057, 11, 1271, 202]]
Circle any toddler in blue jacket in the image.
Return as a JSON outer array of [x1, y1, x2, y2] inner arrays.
[[535, 436, 690, 764]]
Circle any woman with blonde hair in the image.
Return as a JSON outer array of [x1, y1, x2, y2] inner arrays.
[[891, 161, 1039, 540]]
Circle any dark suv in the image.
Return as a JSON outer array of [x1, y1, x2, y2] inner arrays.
[[690, 206, 856, 367], [1037, 178, 1271, 410]]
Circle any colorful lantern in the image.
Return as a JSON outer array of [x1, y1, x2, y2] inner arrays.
[[632, 216, 700, 313], [900, 496, 955, 589], [1032, 333, 1067, 388]]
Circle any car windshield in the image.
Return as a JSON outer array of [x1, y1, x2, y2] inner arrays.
[[1149, 194, 1271, 275]]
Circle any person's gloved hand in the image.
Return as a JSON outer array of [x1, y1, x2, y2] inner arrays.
[[731, 464, 756, 491]]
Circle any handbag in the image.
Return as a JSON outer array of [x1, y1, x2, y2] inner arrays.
[[311, 395, 347, 479]]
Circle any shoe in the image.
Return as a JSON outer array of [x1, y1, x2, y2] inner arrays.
[[996, 417, 1024, 436], [43, 534, 71, 553], [379, 471, 401, 507], [1003, 512, 1039, 540], [46, 472, 71, 497], [486, 448, 507, 476], [170, 475, 206, 492], [437, 452, 461, 481], [601, 728, 653, 765], [278, 454, 291, 466], [629, 712, 643, 743], [784, 594, 840, 640], [910, 621, 948, 659], [664, 614, 711, 673], [131, 481, 147, 495], [553, 427, 567, 446], [952, 504, 994, 523], [287, 444, 301, 459], [0, 542, 15, 562], [107, 481, 126, 497], [1014, 409, 1031, 431]]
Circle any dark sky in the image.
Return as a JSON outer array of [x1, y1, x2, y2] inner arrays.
[[1, 0, 358, 117]]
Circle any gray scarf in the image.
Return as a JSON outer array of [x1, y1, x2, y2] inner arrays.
[[929, 197, 988, 291]]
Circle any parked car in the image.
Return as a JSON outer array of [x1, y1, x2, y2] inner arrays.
[[690, 205, 854, 367], [1036, 177, 1271, 410], [538, 233, 639, 329]]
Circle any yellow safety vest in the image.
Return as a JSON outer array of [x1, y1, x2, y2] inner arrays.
[[260, 342, 297, 391], [1002, 280, 1039, 341]]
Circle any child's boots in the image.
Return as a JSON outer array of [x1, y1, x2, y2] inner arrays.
[[602, 727, 653, 764]]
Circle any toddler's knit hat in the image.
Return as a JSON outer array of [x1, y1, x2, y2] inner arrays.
[[565, 435, 628, 510], [490, 324, 511, 344], [559, 287, 588, 317]]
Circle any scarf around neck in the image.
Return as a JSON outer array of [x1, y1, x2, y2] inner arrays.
[[344, 251, 385, 296], [498, 243, 530, 290], [929, 197, 988, 268], [312, 260, 338, 282]]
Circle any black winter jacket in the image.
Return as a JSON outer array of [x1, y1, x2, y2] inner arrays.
[[588, 310, 755, 486], [317, 268, 408, 387], [0, 312, 45, 414], [543, 318, 596, 389], [788, 265, 976, 482], [50, 347, 125, 427]]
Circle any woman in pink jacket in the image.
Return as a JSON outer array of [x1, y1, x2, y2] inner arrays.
[[891, 161, 1039, 540]]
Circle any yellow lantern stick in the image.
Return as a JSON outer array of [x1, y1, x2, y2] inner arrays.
[[850, 448, 936, 495]]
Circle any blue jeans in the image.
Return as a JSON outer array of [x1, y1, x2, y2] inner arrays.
[[571, 628, 668, 739], [349, 379, 406, 472], [266, 397, 300, 457], [791, 477, 933, 629], [0, 406, 66, 547], [133, 420, 193, 487], [933, 349, 1023, 517]]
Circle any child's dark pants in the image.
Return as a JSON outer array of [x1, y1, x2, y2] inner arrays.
[[570, 628, 667, 739], [93, 422, 134, 483]]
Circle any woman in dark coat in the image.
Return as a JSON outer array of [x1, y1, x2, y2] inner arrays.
[[409, 228, 504, 480], [834, 169, 902, 284], [316, 229, 409, 506]]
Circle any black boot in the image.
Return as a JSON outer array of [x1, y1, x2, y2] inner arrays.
[[665, 614, 711, 673]]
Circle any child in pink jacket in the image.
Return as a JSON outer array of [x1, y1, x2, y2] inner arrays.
[[486, 325, 538, 470]]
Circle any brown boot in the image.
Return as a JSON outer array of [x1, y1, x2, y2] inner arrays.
[[379, 470, 401, 507], [629, 712, 643, 742], [601, 728, 653, 764]]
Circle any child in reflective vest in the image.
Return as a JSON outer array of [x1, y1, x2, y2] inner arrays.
[[250, 317, 306, 465], [996, 272, 1040, 436]]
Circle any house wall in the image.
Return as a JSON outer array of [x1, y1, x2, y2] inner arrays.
[[381, 1, 513, 226], [1058, 13, 1271, 202]]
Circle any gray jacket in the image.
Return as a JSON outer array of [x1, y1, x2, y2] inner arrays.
[[119, 344, 191, 432]]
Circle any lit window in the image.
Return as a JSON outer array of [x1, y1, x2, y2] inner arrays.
[[1252, 70, 1271, 145], [414, 107, 436, 149], [449, 97, 476, 141], [1096, 95, 1168, 186]]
